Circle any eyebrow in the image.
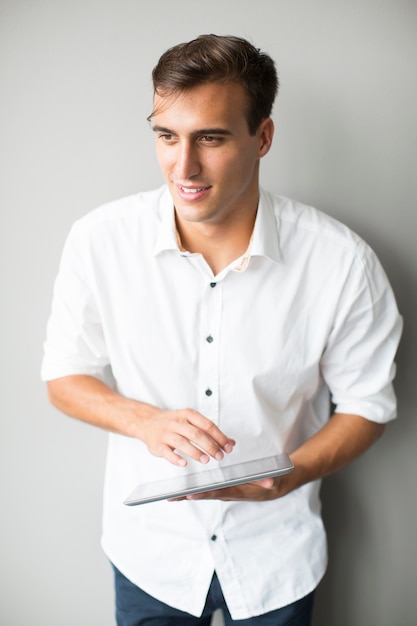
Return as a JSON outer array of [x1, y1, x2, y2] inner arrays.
[[151, 125, 233, 137]]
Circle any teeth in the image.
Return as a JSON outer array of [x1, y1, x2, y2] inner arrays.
[[181, 187, 205, 194]]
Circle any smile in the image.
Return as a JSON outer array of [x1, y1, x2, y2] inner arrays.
[[175, 184, 212, 201], [178, 185, 210, 194]]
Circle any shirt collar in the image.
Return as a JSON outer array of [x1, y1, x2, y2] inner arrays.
[[153, 187, 180, 255], [250, 188, 281, 264], [153, 186, 281, 265]]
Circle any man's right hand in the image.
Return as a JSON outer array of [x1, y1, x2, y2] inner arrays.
[[141, 409, 236, 467], [139, 406, 236, 467]]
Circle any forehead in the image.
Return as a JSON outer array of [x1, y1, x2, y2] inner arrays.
[[152, 82, 250, 130]]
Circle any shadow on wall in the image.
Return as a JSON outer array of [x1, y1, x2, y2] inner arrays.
[[313, 472, 362, 625]]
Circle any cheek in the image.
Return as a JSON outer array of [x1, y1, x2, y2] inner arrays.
[[206, 151, 243, 178], [220, 152, 257, 184]]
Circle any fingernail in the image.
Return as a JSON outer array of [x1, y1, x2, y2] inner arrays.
[[200, 454, 210, 464], [224, 443, 233, 453], [215, 451, 224, 461]]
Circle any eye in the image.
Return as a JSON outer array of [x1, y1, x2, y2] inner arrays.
[[199, 135, 222, 145], [157, 133, 176, 143]]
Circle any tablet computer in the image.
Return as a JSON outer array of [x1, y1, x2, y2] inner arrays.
[[123, 453, 294, 506]]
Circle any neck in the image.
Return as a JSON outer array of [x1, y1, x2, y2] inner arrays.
[[176, 206, 257, 276]]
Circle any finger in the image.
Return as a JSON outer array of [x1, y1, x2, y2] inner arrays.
[[180, 422, 234, 460], [148, 410, 235, 464], [185, 489, 225, 500], [250, 477, 275, 489], [161, 432, 213, 464], [164, 426, 224, 462], [186, 485, 251, 500], [158, 444, 188, 467], [152, 431, 217, 465], [183, 410, 236, 452], [186, 482, 277, 502]]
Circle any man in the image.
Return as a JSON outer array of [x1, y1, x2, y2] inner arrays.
[[42, 34, 402, 625]]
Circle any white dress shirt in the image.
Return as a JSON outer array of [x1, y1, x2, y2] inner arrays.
[[41, 186, 402, 619]]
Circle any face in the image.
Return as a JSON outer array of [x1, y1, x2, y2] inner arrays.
[[151, 82, 274, 229]]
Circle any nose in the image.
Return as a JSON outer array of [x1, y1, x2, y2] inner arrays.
[[174, 140, 201, 181]]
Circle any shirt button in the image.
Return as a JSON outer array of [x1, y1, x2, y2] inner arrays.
[[206, 335, 214, 343], [211, 535, 217, 541], [205, 389, 213, 396], [210, 282, 216, 288]]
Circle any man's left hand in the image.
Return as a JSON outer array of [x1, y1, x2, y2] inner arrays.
[[170, 476, 292, 502]]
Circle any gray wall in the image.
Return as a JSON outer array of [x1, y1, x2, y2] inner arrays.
[[1, 1, 416, 625]]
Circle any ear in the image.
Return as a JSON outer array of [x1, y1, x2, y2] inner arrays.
[[257, 118, 274, 158]]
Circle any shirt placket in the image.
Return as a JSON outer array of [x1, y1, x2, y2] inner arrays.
[[197, 279, 223, 424]]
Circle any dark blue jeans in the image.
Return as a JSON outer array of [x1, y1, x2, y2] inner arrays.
[[113, 564, 315, 625]]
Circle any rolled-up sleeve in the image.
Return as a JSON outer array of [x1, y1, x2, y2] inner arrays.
[[41, 222, 110, 382], [321, 243, 403, 423]]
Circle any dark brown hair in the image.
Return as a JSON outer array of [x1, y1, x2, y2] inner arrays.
[[149, 34, 279, 135]]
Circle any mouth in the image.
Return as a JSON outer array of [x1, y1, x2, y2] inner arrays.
[[177, 184, 211, 193], [175, 184, 211, 201]]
